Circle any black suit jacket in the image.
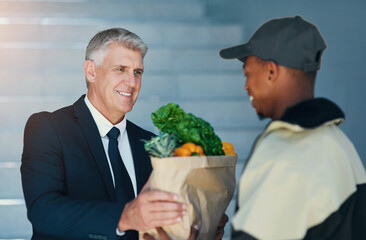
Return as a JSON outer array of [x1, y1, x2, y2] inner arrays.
[[21, 95, 154, 240]]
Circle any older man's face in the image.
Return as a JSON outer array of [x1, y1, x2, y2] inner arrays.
[[87, 42, 144, 124]]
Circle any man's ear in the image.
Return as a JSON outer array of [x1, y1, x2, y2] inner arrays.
[[84, 60, 97, 83], [267, 61, 279, 82]]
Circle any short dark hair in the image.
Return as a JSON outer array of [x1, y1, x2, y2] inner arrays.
[[287, 68, 317, 82]]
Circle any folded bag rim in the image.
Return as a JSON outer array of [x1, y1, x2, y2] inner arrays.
[[150, 155, 238, 172]]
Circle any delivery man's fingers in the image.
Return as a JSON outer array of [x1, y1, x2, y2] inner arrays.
[[142, 232, 155, 240], [188, 225, 200, 240], [142, 224, 199, 240], [156, 227, 172, 240], [214, 213, 229, 240], [218, 213, 229, 227]]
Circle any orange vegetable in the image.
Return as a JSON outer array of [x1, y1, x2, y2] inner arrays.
[[174, 142, 205, 156], [181, 143, 197, 152], [222, 142, 237, 156], [195, 145, 204, 155], [174, 146, 191, 157]]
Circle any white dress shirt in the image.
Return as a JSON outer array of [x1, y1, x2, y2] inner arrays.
[[84, 96, 137, 197]]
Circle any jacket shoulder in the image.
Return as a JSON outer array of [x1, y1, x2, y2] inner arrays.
[[23, 102, 80, 150], [27, 104, 74, 123]]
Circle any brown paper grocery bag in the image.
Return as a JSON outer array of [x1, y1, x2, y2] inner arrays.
[[140, 155, 237, 240]]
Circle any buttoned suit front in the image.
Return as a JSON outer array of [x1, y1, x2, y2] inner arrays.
[[21, 95, 154, 240]]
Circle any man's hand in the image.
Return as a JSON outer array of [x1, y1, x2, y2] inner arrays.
[[117, 179, 187, 232]]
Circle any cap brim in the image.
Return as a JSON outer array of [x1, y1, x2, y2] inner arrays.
[[219, 43, 251, 61]]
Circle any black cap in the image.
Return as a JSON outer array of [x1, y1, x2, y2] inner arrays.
[[219, 16, 327, 72]]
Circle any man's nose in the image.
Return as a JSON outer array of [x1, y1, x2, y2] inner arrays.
[[124, 71, 137, 87], [244, 80, 248, 91]]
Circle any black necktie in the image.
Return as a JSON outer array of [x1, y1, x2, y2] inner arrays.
[[107, 127, 135, 202]]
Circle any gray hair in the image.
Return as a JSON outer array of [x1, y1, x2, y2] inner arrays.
[[85, 28, 148, 88]]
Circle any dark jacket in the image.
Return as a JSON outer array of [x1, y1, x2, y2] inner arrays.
[[21, 95, 154, 240]]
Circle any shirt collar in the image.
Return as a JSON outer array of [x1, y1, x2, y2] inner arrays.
[[84, 95, 127, 138]]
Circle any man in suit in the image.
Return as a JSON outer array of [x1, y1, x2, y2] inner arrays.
[[21, 28, 187, 240]]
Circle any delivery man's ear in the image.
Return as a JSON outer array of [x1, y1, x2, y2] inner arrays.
[[266, 61, 279, 82]]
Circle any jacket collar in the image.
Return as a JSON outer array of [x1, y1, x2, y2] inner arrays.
[[73, 95, 117, 201], [263, 98, 345, 136], [279, 97, 345, 128], [242, 98, 345, 177], [84, 94, 127, 139], [126, 121, 153, 193], [73, 95, 150, 199]]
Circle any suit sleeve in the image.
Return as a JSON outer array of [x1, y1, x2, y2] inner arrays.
[[21, 113, 124, 239]]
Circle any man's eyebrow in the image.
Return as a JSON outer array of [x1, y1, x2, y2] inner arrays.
[[114, 65, 127, 68], [114, 65, 144, 71], [135, 67, 144, 73]]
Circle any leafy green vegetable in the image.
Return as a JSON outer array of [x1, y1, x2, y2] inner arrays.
[[151, 103, 224, 156], [142, 132, 179, 158]]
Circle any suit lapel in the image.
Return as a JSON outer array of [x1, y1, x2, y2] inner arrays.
[[127, 121, 152, 193], [73, 95, 117, 201]]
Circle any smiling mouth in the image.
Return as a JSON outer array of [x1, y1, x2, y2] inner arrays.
[[249, 96, 254, 102], [117, 91, 132, 97]]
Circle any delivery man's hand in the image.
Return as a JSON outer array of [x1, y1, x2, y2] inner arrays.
[[142, 213, 229, 240], [214, 213, 229, 240], [142, 225, 199, 240]]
